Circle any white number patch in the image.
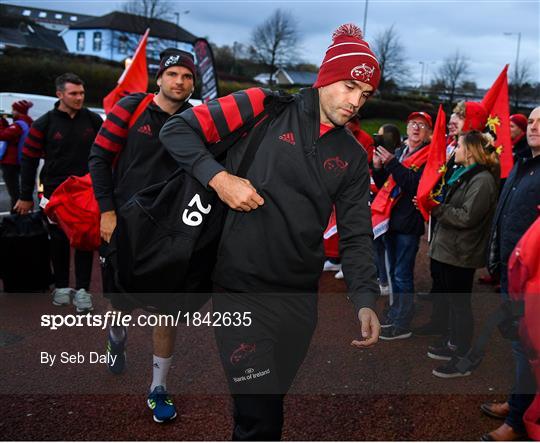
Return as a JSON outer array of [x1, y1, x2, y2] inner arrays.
[[182, 194, 212, 227]]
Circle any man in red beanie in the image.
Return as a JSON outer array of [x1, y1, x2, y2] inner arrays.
[[89, 48, 196, 423], [0, 100, 33, 210], [160, 23, 380, 440], [510, 113, 530, 160]]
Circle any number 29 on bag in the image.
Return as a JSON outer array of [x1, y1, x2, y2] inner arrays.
[[182, 194, 212, 227]]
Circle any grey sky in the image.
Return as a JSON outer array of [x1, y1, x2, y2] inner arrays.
[[6, 0, 540, 88]]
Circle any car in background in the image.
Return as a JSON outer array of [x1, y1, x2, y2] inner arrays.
[[0, 92, 106, 120]]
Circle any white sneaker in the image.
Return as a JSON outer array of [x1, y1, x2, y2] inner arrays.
[[334, 270, 344, 279], [379, 284, 390, 296], [323, 260, 341, 272], [52, 288, 74, 306], [73, 288, 93, 313]]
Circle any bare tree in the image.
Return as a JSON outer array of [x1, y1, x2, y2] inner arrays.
[[250, 9, 300, 85], [372, 25, 409, 92], [435, 51, 471, 104], [509, 59, 533, 109], [122, 0, 170, 21]]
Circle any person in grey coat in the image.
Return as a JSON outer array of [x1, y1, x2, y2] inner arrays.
[[427, 130, 499, 378]]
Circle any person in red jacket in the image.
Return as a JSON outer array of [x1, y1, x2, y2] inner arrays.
[[0, 100, 33, 210]]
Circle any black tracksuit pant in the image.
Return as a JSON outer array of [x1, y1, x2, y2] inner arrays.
[[48, 221, 93, 290], [213, 290, 318, 441], [431, 259, 476, 356], [1, 164, 21, 210]]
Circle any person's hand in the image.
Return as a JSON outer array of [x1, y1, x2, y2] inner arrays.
[[208, 171, 265, 211], [412, 196, 419, 209], [375, 146, 395, 164], [100, 210, 117, 243], [13, 199, 33, 215], [372, 147, 383, 169], [351, 307, 380, 348]]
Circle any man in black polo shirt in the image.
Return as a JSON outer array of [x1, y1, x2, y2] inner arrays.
[[15, 73, 102, 312]]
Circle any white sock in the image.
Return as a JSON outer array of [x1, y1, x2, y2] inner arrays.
[[109, 325, 127, 343], [150, 355, 172, 391]]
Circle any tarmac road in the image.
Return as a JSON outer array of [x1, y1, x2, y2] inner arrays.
[[0, 238, 516, 440]]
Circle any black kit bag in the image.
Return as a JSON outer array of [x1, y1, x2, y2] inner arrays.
[[106, 92, 294, 313], [0, 213, 53, 292]]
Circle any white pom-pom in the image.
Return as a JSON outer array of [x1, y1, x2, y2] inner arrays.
[[332, 24, 363, 41]]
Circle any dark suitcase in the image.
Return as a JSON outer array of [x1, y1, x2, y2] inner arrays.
[[0, 213, 53, 292]]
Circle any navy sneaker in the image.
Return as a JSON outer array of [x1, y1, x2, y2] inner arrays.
[[147, 385, 177, 423], [106, 329, 126, 375], [379, 326, 412, 340], [432, 357, 471, 378]]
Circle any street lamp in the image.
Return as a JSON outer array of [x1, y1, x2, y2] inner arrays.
[[174, 10, 190, 48], [503, 31, 521, 80], [363, 0, 369, 36]]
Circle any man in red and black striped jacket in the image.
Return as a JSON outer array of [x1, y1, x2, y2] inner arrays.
[[160, 24, 382, 440], [89, 49, 197, 424], [15, 73, 102, 312]]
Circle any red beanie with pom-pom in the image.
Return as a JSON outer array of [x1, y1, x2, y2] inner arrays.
[[314, 24, 380, 90]]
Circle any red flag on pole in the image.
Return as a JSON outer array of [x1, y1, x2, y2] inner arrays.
[[482, 65, 513, 178], [416, 105, 447, 221], [103, 28, 150, 114]]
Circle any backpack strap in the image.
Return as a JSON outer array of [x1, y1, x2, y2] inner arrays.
[[14, 119, 30, 163], [128, 93, 155, 129], [455, 299, 524, 374]]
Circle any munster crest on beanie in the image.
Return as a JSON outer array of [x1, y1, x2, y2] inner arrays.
[[313, 24, 380, 90], [156, 48, 197, 81]]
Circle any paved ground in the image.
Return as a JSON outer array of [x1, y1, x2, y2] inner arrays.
[[0, 237, 515, 440]]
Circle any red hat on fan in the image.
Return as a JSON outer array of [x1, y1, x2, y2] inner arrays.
[[463, 102, 488, 131], [510, 114, 528, 133], [12, 100, 33, 115], [407, 112, 433, 129], [314, 24, 380, 90]]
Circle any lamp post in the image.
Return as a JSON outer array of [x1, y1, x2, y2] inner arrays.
[[174, 10, 190, 48], [363, 0, 369, 36], [503, 31, 521, 81]]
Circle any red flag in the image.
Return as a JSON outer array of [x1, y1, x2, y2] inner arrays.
[[103, 29, 150, 114], [416, 105, 447, 221], [371, 146, 430, 238], [481, 65, 513, 178]]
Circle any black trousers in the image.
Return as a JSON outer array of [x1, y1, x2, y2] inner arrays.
[[431, 259, 476, 356], [429, 257, 450, 334], [1, 164, 21, 210], [213, 291, 318, 441], [48, 221, 93, 290]]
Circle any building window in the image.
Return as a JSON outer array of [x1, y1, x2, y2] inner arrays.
[[22, 10, 31, 16], [70, 16, 77, 22], [93, 32, 102, 51], [38, 11, 47, 18], [118, 35, 128, 54], [55, 13, 62, 19], [77, 31, 85, 51]]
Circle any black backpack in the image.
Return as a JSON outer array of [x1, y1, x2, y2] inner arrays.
[[0, 213, 53, 292], [105, 92, 293, 312]]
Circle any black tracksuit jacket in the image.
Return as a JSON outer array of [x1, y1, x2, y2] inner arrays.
[[20, 102, 102, 200], [160, 87, 379, 312], [88, 93, 192, 212]]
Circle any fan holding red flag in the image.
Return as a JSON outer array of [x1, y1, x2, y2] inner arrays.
[[372, 111, 432, 340], [103, 28, 150, 113]]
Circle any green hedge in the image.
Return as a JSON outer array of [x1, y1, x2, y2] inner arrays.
[[1, 48, 128, 107]]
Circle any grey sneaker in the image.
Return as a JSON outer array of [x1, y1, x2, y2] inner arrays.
[[52, 288, 74, 306], [73, 289, 93, 313]]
